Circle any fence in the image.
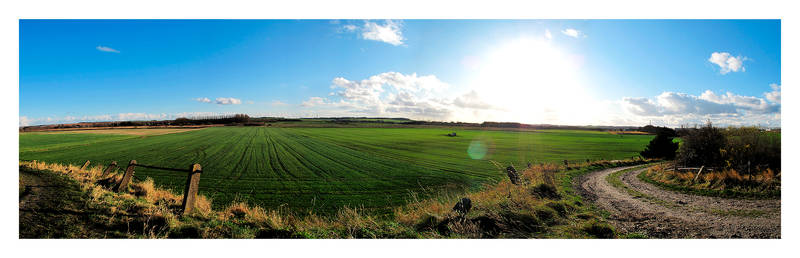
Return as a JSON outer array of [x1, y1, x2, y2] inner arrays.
[[89, 159, 203, 216]]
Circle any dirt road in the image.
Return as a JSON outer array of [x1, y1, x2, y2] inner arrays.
[[576, 166, 780, 238]]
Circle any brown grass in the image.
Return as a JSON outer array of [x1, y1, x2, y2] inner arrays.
[[647, 164, 780, 192]]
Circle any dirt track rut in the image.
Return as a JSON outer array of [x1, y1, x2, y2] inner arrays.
[[576, 166, 780, 238]]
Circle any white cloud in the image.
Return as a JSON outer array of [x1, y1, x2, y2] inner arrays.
[[116, 113, 169, 121], [621, 85, 781, 127], [544, 29, 552, 40], [341, 20, 405, 46], [215, 97, 242, 105], [301, 72, 460, 120], [19, 116, 32, 127], [452, 90, 493, 110], [708, 52, 747, 74], [330, 72, 449, 105], [301, 97, 327, 107], [699, 90, 773, 113], [96, 46, 120, 53], [561, 28, 584, 38], [195, 97, 242, 105], [765, 83, 781, 103], [342, 24, 357, 32]]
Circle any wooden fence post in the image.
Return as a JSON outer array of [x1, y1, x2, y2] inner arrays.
[[101, 161, 117, 177], [81, 160, 91, 170], [692, 165, 706, 183], [114, 160, 137, 192], [181, 163, 203, 216]]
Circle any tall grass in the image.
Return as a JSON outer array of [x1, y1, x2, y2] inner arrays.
[[641, 164, 780, 198]]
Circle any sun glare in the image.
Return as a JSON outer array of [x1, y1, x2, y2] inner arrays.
[[465, 37, 597, 125]]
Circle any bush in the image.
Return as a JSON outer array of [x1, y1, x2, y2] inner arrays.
[[676, 122, 780, 178], [640, 132, 679, 160], [677, 121, 726, 167], [721, 127, 781, 174]]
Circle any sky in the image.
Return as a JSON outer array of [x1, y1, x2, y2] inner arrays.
[[19, 20, 781, 127]]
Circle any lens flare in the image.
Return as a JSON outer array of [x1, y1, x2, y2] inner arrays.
[[467, 140, 488, 160]]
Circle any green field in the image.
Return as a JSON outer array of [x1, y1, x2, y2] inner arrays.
[[19, 126, 653, 213]]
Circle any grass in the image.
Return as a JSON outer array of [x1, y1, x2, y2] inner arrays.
[[19, 133, 135, 153], [639, 165, 780, 199], [20, 126, 653, 214], [19, 158, 646, 238], [605, 165, 677, 209]]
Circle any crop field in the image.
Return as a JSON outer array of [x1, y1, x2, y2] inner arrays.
[[19, 126, 653, 214]]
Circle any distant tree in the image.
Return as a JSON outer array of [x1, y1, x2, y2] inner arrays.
[[677, 121, 726, 167], [640, 131, 679, 160], [174, 117, 191, 125], [639, 125, 677, 137]]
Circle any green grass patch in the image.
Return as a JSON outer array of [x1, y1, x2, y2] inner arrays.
[[21, 126, 653, 214], [19, 133, 135, 153]]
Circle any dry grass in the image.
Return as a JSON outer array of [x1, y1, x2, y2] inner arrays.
[[646, 164, 780, 192], [391, 162, 568, 237]]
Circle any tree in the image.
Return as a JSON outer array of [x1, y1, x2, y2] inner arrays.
[[677, 121, 726, 167], [640, 131, 679, 160]]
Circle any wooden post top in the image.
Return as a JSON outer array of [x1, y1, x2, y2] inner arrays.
[[129, 160, 137, 165], [191, 163, 202, 172]]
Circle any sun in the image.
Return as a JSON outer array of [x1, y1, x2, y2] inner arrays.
[[465, 37, 597, 125]]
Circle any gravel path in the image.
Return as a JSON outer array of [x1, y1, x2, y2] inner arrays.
[[576, 166, 780, 238]]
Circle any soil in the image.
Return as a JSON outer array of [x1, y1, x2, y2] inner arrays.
[[576, 166, 780, 238]]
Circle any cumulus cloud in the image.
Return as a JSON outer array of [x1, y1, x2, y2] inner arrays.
[[330, 72, 448, 105], [544, 29, 552, 40], [301, 97, 327, 107], [453, 90, 493, 110], [561, 28, 584, 38], [342, 24, 357, 32], [708, 52, 747, 74], [300, 72, 476, 120], [195, 97, 242, 105], [215, 97, 242, 105], [621, 85, 781, 126], [621, 97, 661, 116], [340, 20, 405, 46], [765, 83, 781, 103], [96, 46, 120, 53], [19, 116, 32, 127]]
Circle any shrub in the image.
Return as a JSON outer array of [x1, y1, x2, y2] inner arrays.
[[721, 126, 780, 176], [640, 131, 679, 160], [677, 121, 726, 167]]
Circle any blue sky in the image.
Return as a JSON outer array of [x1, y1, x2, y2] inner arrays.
[[19, 20, 781, 127]]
